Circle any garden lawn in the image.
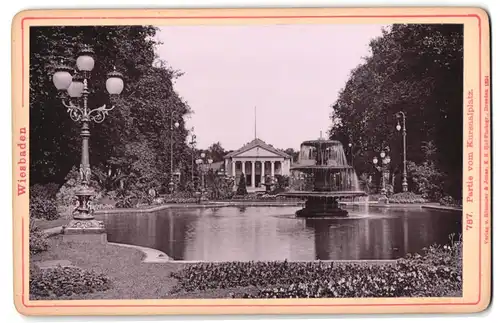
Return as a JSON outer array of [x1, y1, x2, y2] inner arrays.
[[31, 236, 186, 300], [32, 218, 71, 231], [31, 236, 462, 300]]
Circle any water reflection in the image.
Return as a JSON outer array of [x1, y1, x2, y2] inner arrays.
[[104, 206, 461, 261]]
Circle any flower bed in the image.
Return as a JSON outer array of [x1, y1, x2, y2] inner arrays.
[[30, 264, 111, 300], [439, 196, 462, 208], [388, 192, 427, 204], [171, 239, 461, 298]]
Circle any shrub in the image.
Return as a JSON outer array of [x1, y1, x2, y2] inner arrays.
[[439, 196, 462, 208], [29, 183, 60, 220], [30, 266, 111, 299], [30, 183, 60, 200], [114, 191, 140, 209], [163, 197, 199, 204], [29, 224, 49, 255], [30, 197, 59, 220], [236, 173, 248, 196], [388, 192, 428, 204], [406, 143, 444, 201]]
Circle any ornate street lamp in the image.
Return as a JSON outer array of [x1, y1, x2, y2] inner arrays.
[[189, 128, 197, 183], [196, 153, 213, 192], [52, 45, 124, 237], [396, 111, 408, 192], [372, 148, 391, 196]]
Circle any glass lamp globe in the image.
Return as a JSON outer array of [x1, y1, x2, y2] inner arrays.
[[76, 45, 95, 72], [106, 68, 124, 95], [380, 151, 386, 158], [67, 74, 84, 98], [208, 159, 213, 164], [53, 62, 73, 90], [201, 153, 206, 158], [373, 157, 378, 165], [348, 143, 352, 147], [174, 122, 180, 128], [396, 123, 402, 131]]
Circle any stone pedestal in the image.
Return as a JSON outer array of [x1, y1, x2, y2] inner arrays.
[[62, 219, 107, 244], [296, 196, 349, 217]]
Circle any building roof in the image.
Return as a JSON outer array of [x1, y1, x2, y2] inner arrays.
[[224, 138, 291, 159]]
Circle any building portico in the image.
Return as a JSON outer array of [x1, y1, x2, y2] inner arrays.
[[224, 139, 291, 190]]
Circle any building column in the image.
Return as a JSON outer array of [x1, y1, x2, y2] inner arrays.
[[280, 160, 284, 175], [232, 160, 236, 177], [251, 161, 256, 188], [242, 160, 246, 175], [261, 160, 265, 184], [271, 161, 275, 178]]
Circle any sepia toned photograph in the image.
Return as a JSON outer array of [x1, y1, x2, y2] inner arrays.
[[12, 8, 490, 316]]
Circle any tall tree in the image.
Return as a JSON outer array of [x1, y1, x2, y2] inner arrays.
[[30, 26, 192, 195], [207, 142, 226, 162], [330, 24, 463, 198]]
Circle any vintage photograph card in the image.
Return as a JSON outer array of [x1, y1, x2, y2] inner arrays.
[[11, 7, 491, 316]]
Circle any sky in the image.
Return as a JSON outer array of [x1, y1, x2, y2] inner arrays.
[[156, 24, 386, 151]]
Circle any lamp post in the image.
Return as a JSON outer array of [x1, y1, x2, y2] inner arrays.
[[189, 128, 197, 184], [196, 153, 213, 190], [52, 44, 124, 235], [396, 111, 408, 192], [372, 149, 391, 196], [169, 115, 180, 194]]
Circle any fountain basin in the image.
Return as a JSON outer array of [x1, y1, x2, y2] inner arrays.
[[279, 191, 367, 218], [279, 191, 367, 199]]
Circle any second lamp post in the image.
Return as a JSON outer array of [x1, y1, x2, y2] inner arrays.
[[396, 111, 408, 192], [168, 114, 180, 194], [372, 149, 391, 196], [196, 153, 213, 192]]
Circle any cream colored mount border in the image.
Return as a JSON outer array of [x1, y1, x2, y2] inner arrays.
[[11, 6, 490, 316]]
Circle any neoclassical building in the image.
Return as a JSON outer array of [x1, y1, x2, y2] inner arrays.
[[223, 138, 292, 189]]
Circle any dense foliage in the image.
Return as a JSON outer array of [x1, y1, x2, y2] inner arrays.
[[29, 224, 49, 255], [270, 175, 290, 194], [205, 170, 235, 200], [439, 196, 462, 208], [30, 26, 193, 201], [30, 184, 60, 220], [330, 24, 463, 199], [171, 238, 461, 298], [30, 265, 111, 299], [387, 192, 427, 204]]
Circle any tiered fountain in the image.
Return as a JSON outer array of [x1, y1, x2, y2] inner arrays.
[[280, 135, 366, 217]]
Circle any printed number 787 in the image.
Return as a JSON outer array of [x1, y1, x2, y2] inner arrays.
[[466, 213, 473, 230]]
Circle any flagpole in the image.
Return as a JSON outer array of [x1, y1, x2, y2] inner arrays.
[[254, 106, 257, 139]]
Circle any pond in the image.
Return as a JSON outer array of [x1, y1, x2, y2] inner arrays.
[[104, 206, 462, 261]]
